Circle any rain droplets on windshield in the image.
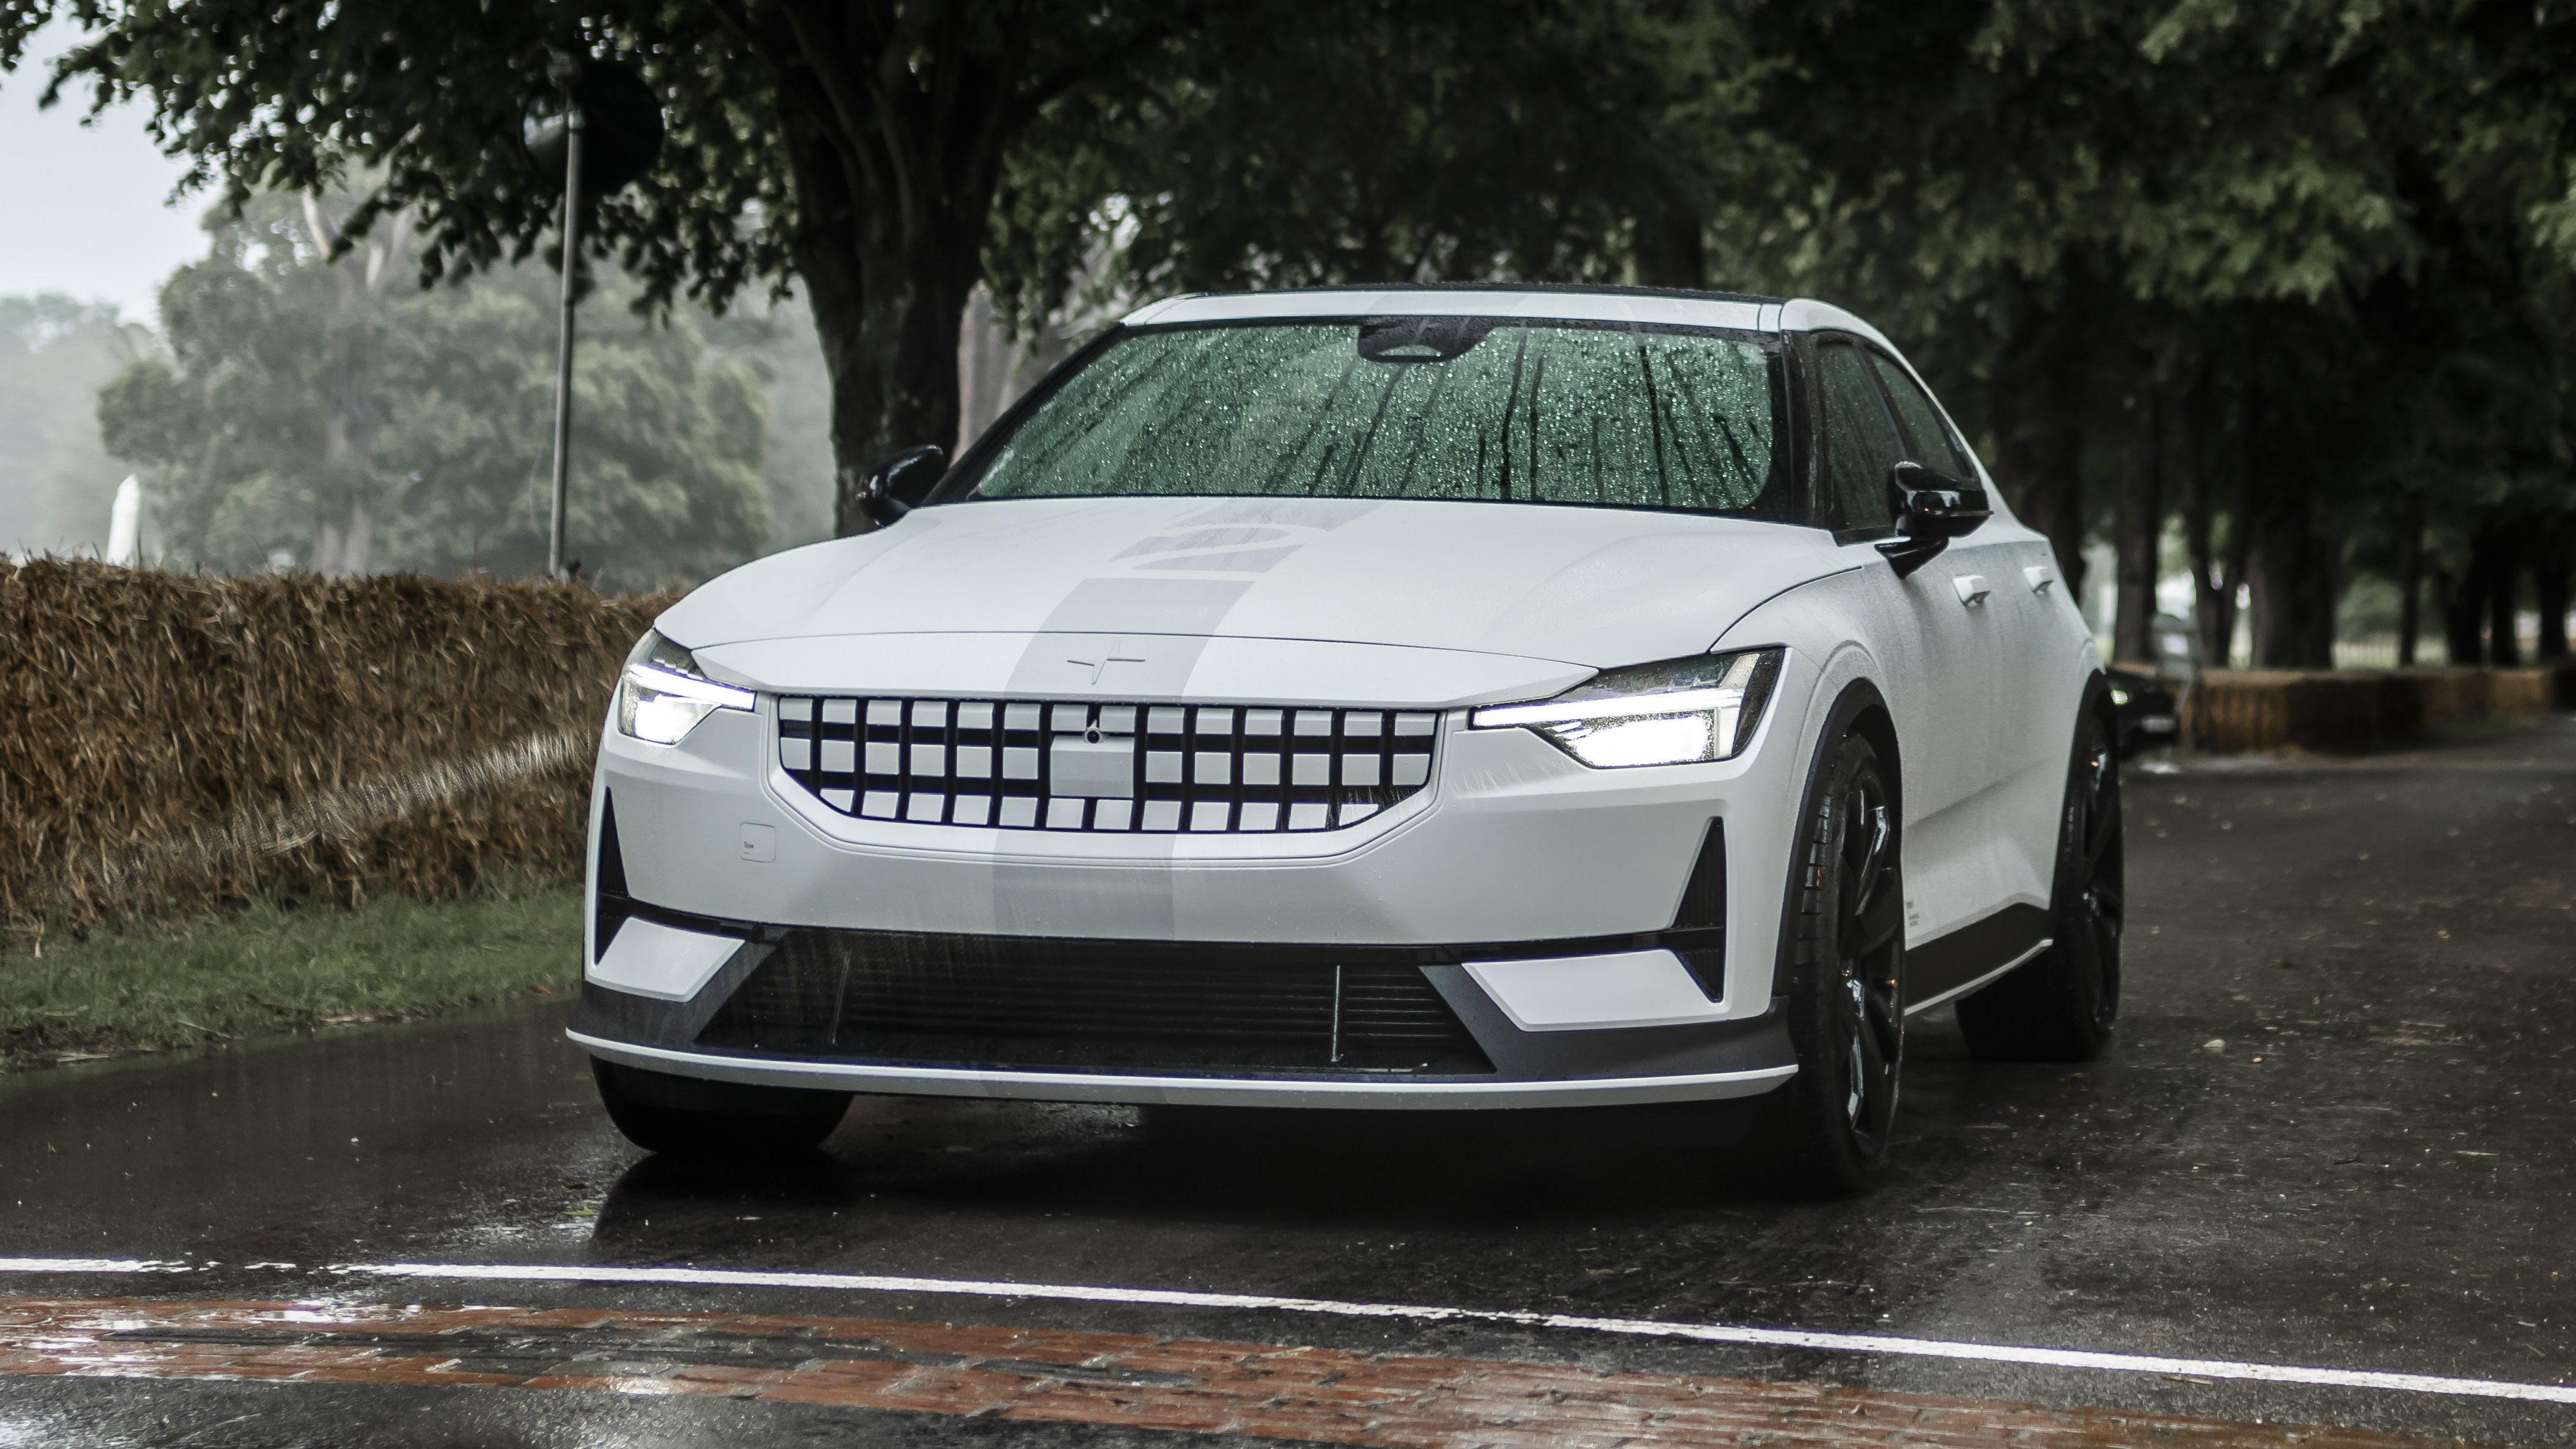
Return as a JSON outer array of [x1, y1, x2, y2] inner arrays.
[[966, 319, 1790, 518]]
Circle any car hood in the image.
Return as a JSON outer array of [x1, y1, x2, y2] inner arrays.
[[661, 495, 1850, 673]]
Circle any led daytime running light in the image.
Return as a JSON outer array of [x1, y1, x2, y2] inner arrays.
[[616, 631, 755, 745], [1470, 648, 1782, 769], [1473, 684, 1745, 729], [626, 663, 756, 711]]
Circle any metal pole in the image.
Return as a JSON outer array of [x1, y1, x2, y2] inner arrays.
[[545, 88, 584, 582]]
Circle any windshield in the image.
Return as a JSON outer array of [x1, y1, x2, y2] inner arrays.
[[956, 318, 1790, 518]]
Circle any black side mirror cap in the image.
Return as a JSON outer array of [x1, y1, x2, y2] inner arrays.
[[1878, 461, 1992, 577], [859, 445, 949, 527]]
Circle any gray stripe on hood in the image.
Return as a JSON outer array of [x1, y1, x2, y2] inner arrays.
[[1004, 577, 1251, 697], [983, 500, 1387, 936], [1175, 498, 1384, 531]]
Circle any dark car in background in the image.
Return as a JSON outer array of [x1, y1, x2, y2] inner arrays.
[[2106, 666, 2179, 757]]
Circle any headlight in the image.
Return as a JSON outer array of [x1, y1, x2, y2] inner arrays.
[[1471, 648, 1784, 768], [616, 631, 755, 745]]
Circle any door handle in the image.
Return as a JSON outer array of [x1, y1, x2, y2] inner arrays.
[[1953, 574, 1991, 607], [2023, 565, 2056, 594]]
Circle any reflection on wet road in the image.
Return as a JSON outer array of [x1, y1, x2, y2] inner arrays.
[[2, 720, 2572, 1446]]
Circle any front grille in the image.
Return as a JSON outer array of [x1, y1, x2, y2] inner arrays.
[[696, 929, 1494, 1075], [778, 697, 1438, 833]]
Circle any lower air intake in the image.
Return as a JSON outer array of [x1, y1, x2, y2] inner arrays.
[[697, 929, 1493, 1076]]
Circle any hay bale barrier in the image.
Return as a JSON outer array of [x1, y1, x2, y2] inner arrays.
[[0, 559, 668, 929], [2181, 663, 2576, 754]]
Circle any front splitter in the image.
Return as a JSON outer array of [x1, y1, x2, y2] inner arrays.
[[568, 1030, 1796, 1111]]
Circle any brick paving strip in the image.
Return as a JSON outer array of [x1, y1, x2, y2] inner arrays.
[[0, 1296, 2504, 1448]]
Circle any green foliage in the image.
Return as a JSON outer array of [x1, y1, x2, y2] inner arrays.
[[0, 0, 1211, 526], [698, 299, 838, 551], [8, 0, 2574, 636], [0, 0, 784, 316], [100, 197, 771, 587], [987, 0, 1780, 331]]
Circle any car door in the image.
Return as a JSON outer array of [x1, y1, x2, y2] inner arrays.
[[1864, 347, 2063, 919], [1812, 336, 2007, 949]]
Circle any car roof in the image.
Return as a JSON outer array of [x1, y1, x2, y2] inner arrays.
[[1120, 285, 1899, 354]]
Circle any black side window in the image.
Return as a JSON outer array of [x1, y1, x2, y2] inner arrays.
[[1867, 351, 1973, 477], [1816, 341, 1903, 533]]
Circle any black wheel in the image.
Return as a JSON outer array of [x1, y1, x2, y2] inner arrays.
[[592, 1059, 852, 1157], [1957, 706, 2123, 1060], [1753, 727, 1905, 1194]]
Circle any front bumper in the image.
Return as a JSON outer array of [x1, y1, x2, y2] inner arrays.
[[576, 650, 1822, 1108], [567, 917, 1797, 1110]]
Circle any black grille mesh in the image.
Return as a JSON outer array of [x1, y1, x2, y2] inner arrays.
[[697, 929, 1492, 1074], [776, 697, 1438, 833]]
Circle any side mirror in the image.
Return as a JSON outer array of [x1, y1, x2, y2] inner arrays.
[[1877, 461, 1991, 577], [859, 444, 949, 527]]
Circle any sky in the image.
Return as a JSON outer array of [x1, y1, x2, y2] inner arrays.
[[0, 22, 208, 326]]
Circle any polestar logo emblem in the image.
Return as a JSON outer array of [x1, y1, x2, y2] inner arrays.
[[1067, 639, 1147, 685]]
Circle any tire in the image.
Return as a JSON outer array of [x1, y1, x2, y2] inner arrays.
[[1957, 705, 2123, 1061], [592, 1058, 852, 1157], [1752, 725, 1905, 1195]]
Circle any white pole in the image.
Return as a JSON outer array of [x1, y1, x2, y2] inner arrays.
[[106, 476, 141, 567]]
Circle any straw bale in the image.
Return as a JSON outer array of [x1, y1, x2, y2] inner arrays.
[[2183, 662, 2576, 754], [0, 559, 670, 926]]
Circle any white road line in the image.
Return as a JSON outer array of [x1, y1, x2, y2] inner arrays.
[[3, 1257, 2567, 1407], [0, 1259, 196, 1274]]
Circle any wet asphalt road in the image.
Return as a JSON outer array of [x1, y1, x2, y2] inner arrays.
[[1, 718, 2572, 1446]]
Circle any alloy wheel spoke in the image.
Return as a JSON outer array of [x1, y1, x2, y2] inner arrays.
[[1864, 981, 1902, 1047], [2090, 877, 2125, 916], [1843, 794, 1889, 917], [1846, 887, 1902, 959], [2085, 805, 2117, 865], [1852, 1010, 1889, 1099], [1839, 808, 1869, 889]]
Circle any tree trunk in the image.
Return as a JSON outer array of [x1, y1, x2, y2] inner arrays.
[[2487, 528, 2522, 668], [2245, 479, 2331, 668], [300, 198, 414, 576], [2395, 513, 2422, 666], [2440, 551, 2487, 665], [2111, 377, 2162, 667], [772, 97, 982, 540], [2176, 373, 2245, 670], [1632, 205, 1706, 291], [2535, 521, 2572, 662], [748, 1, 1138, 540], [1989, 279, 2089, 596], [2241, 357, 2337, 670], [816, 234, 975, 539], [2178, 378, 2220, 665], [2248, 529, 2334, 669], [2216, 457, 2253, 668]]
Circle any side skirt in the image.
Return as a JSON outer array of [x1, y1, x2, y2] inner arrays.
[[1901, 902, 2051, 1016]]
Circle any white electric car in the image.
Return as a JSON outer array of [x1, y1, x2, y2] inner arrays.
[[573, 286, 2122, 1189]]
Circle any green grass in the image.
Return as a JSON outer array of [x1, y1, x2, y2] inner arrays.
[[1, 879, 582, 1068]]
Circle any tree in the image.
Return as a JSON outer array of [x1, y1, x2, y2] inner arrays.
[[4, 0, 1783, 545], [986, 1, 1776, 318], [298, 196, 416, 575], [102, 196, 771, 588], [1, 0, 1200, 540], [1731, 1, 2426, 627]]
